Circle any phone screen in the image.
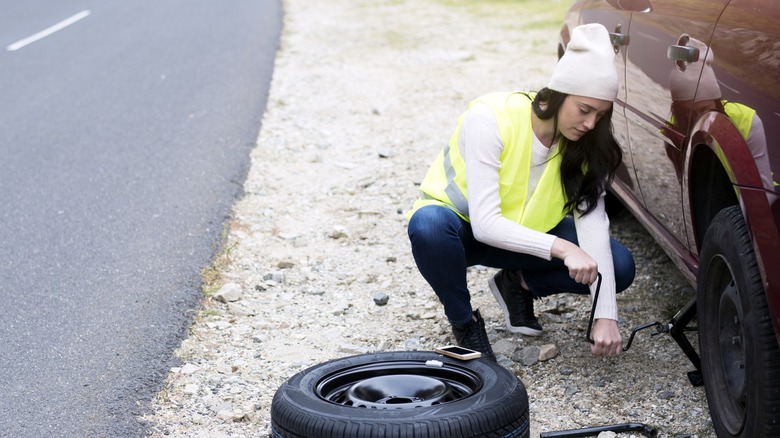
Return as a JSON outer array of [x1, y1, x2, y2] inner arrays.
[[442, 346, 477, 355]]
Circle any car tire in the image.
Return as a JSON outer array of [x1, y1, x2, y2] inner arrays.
[[697, 206, 780, 437], [270, 351, 529, 438]]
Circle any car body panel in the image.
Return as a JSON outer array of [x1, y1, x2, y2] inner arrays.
[[623, 1, 728, 250], [560, 0, 780, 346]]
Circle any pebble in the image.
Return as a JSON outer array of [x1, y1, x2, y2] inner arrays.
[[515, 346, 540, 366], [492, 338, 518, 357], [373, 291, 390, 306], [213, 283, 242, 303], [183, 384, 199, 395], [179, 364, 200, 375], [539, 344, 559, 361]]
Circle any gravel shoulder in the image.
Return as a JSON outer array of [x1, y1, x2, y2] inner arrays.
[[145, 0, 716, 436]]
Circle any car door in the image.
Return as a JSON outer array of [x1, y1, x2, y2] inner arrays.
[[578, 1, 641, 208], [622, 1, 730, 253]]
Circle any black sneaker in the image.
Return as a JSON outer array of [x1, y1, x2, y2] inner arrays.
[[451, 309, 497, 362], [488, 270, 543, 336]]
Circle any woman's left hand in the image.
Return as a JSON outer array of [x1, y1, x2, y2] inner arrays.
[[590, 318, 622, 357]]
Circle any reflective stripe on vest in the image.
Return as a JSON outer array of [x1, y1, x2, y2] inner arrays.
[[442, 143, 469, 216]]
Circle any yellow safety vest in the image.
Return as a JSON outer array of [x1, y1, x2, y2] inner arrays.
[[723, 101, 754, 140], [723, 101, 778, 188], [409, 91, 567, 232]]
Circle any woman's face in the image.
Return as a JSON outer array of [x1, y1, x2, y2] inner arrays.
[[557, 95, 613, 141]]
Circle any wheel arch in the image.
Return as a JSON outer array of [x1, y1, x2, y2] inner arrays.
[[685, 109, 768, 252], [685, 110, 780, 348], [687, 138, 737, 251]]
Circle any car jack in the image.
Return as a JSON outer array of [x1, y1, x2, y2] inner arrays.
[[541, 276, 704, 437], [586, 275, 703, 386]]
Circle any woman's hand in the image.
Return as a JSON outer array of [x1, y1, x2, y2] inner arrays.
[[590, 318, 622, 357], [551, 238, 598, 285]]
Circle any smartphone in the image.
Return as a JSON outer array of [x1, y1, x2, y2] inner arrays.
[[434, 345, 482, 360]]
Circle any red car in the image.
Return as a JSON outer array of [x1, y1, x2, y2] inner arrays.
[[560, 1, 780, 436]]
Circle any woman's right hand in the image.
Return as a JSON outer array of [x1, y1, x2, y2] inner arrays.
[[551, 238, 598, 285]]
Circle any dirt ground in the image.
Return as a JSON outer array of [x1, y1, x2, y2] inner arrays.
[[145, 0, 716, 436]]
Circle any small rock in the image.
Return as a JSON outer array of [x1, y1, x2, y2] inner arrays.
[[597, 432, 617, 438], [263, 271, 284, 283], [539, 344, 559, 361], [492, 338, 518, 357], [213, 283, 242, 303], [206, 321, 231, 330], [544, 313, 563, 323], [214, 402, 236, 420], [183, 384, 199, 395], [277, 260, 295, 269], [216, 363, 233, 374], [564, 385, 580, 397], [659, 390, 676, 399], [513, 346, 540, 366], [180, 364, 200, 375], [328, 226, 349, 239], [373, 291, 390, 306], [378, 148, 394, 158], [227, 303, 255, 316], [574, 400, 592, 412], [331, 302, 350, 316]]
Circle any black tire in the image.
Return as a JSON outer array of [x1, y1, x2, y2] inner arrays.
[[697, 206, 780, 437], [270, 351, 529, 438]]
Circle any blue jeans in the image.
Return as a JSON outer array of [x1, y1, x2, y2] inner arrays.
[[407, 205, 636, 325]]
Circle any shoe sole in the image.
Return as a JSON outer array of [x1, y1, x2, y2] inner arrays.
[[488, 275, 543, 337]]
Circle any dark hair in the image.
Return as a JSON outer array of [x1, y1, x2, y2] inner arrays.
[[532, 88, 622, 216]]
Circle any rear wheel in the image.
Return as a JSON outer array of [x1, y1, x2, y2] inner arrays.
[[697, 206, 780, 437], [271, 351, 529, 438]]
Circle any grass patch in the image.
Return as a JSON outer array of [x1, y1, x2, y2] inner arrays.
[[437, 0, 569, 29], [373, 0, 569, 50], [200, 221, 239, 296]]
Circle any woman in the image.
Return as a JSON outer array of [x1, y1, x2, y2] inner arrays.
[[407, 24, 636, 362]]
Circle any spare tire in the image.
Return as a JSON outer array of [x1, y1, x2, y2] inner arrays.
[[271, 351, 529, 438]]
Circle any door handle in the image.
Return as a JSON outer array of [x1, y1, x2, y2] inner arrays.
[[610, 32, 630, 47], [609, 24, 629, 54], [667, 44, 699, 62]]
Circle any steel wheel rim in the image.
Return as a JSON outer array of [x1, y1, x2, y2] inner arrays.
[[711, 255, 747, 434], [315, 359, 483, 409]]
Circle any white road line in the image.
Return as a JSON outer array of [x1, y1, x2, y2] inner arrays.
[[6, 10, 91, 52]]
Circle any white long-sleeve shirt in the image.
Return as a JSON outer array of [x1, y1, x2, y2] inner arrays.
[[460, 103, 618, 321]]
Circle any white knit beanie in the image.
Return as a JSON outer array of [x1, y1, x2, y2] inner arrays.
[[548, 23, 618, 102], [669, 37, 721, 102]]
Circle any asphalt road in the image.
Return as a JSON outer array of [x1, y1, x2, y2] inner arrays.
[[0, 1, 282, 436]]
